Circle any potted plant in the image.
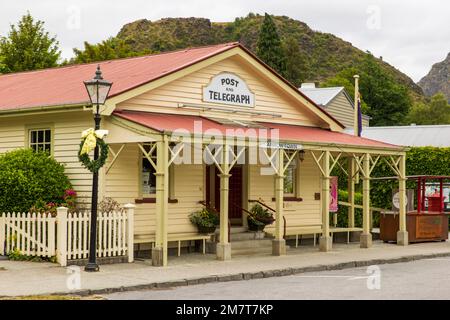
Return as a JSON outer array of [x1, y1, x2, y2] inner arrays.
[[189, 207, 219, 234], [247, 204, 275, 232]]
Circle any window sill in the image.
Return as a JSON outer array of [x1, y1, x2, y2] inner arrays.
[[135, 198, 178, 204], [271, 197, 303, 202]]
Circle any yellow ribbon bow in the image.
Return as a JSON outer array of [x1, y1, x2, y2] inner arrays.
[[80, 128, 109, 155]]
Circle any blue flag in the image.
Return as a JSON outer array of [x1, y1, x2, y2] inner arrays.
[[357, 93, 362, 137]]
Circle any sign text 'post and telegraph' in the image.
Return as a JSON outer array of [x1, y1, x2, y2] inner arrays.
[[203, 72, 255, 108]]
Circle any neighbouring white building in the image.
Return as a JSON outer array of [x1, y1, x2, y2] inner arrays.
[[347, 124, 450, 147]]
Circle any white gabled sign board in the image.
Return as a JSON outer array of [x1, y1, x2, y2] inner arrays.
[[203, 72, 255, 108]]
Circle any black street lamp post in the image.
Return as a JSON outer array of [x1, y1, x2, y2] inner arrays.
[[83, 66, 112, 272]]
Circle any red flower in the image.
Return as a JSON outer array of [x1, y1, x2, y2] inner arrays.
[[64, 189, 77, 198]]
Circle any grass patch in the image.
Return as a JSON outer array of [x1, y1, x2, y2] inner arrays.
[[7, 249, 57, 263]]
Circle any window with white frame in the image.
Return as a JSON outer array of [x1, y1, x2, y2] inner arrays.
[[283, 160, 297, 196], [142, 145, 157, 196], [29, 128, 52, 153]]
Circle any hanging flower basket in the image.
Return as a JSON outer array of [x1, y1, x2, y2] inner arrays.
[[197, 225, 217, 234], [247, 204, 275, 232], [189, 208, 219, 234], [247, 220, 266, 232]]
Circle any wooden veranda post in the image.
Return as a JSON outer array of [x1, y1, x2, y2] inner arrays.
[[360, 153, 372, 248], [153, 136, 169, 266], [397, 154, 409, 245], [348, 158, 356, 228], [217, 140, 231, 261], [320, 150, 332, 252], [273, 148, 286, 256]]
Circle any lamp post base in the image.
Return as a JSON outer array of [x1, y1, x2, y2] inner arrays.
[[85, 262, 100, 272]]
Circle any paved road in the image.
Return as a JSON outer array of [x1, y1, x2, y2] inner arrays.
[[104, 258, 450, 300]]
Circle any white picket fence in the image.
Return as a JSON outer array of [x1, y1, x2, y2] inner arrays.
[[0, 204, 135, 267], [0, 212, 56, 257]]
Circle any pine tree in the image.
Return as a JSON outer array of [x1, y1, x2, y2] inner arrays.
[[283, 36, 308, 86], [256, 13, 287, 77], [0, 13, 60, 73]]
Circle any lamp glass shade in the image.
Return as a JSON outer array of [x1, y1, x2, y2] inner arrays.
[[84, 81, 112, 105], [84, 66, 112, 105]]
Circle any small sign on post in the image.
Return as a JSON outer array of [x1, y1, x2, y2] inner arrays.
[[392, 189, 414, 212], [330, 176, 338, 213], [259, 142, 303, 150]]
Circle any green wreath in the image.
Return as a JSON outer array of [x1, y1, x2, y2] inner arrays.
[[78, 138, 109, 173]]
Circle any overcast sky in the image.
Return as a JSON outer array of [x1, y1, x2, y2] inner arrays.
[[1, 0, 448, 82]]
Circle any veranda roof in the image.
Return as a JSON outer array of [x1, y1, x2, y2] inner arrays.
[[113, 110, 403, 150]]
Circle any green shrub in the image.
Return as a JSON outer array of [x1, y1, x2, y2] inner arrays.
[[0, 148, 72, 213]]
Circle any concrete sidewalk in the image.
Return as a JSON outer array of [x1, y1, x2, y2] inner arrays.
[[1, 240, 450, 297]]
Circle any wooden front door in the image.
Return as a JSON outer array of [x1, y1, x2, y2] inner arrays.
[[206, 165, 244, 223]]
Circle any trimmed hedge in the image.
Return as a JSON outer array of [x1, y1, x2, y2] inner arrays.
[[334, 147, 450, 214], [335, 190, 364, 228], [371, 147, 450, 210], [0, 149, 72, 212]]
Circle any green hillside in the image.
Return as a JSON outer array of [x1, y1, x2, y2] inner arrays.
[[114, 14, 423, 97]]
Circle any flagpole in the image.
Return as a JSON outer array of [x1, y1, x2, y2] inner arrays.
[[353, 74, 359, 136]]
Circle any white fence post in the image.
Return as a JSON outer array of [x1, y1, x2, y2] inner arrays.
[[0, 213, 4, 255], [56, 207, 68, 267], [123, 204, 135, 263]]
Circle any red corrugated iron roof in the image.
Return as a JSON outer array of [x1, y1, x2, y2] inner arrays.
[[113, 110, 402, 150], [0, 41, 345, 129], [0, 43, 240, 112]]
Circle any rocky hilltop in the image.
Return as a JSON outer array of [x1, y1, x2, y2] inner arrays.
[[418, 53, 450, 102]]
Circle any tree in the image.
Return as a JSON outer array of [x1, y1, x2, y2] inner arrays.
[[282, 36, 307, 86], [359, 53, 411, 126], [322, 53, 412, 126], [71, 37, 149, 64], [0, 13, 60, 73], [256, 13, 287, 76], [407, 93, 450, 125]]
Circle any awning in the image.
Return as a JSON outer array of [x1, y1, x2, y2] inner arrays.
[[112, 110, 403, 150]]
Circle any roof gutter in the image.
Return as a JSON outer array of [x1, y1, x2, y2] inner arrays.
[[0, 103, 87, 117]]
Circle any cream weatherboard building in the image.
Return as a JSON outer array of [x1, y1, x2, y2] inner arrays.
[[0, 42, 409, 266]]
